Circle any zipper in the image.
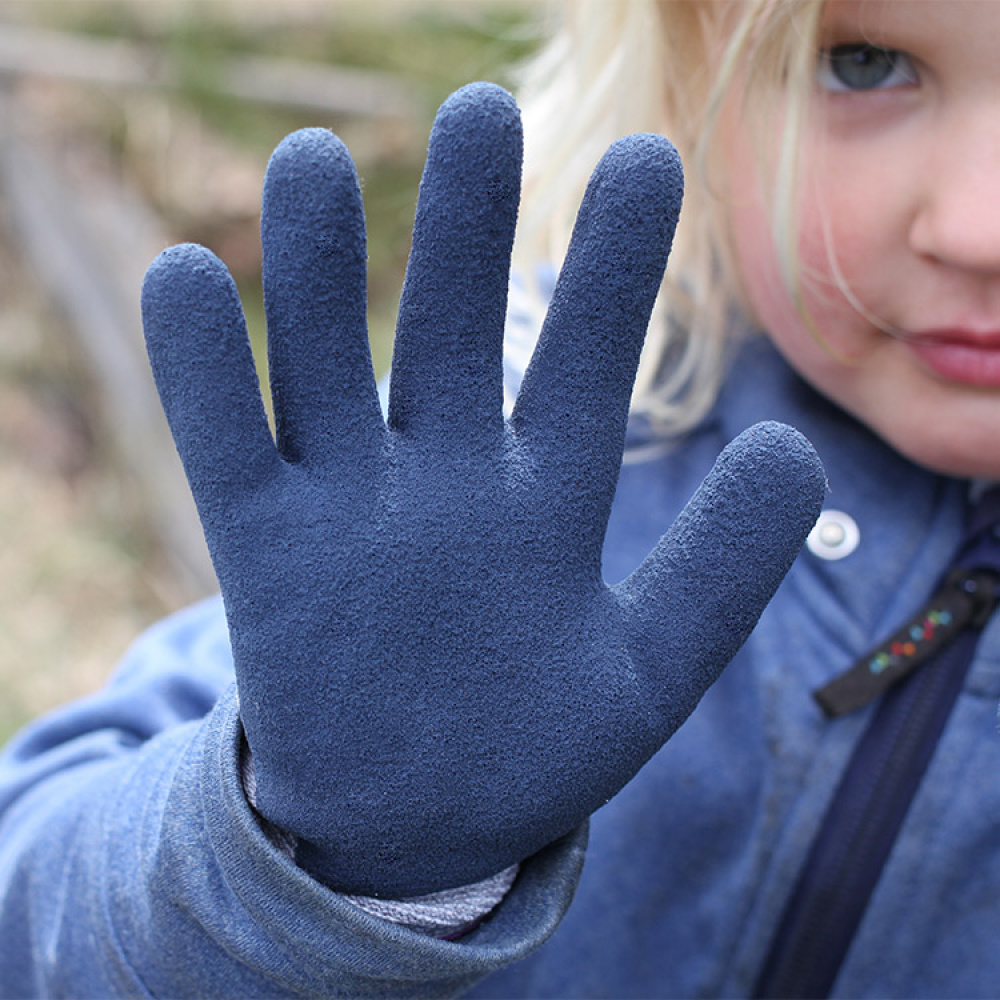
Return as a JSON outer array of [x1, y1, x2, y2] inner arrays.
[[753, 567, 1000, 999], [814, 568, 999, 717]]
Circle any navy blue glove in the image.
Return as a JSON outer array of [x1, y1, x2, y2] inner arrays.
[[141, 83, 825, 897]]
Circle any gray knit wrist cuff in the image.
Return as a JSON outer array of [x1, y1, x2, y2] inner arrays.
[[239, 731, 518, 937], [344, 864, 519, 938]]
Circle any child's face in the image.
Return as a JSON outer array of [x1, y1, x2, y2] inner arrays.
[[723, 0, 1000, 478]]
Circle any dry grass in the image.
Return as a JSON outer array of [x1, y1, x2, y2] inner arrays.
[[0, 229, 175, 741]]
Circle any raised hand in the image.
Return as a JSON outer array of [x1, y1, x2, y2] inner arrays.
[[141, 83, 824, 897]]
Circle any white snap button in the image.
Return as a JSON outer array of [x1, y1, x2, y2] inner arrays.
[[818, 521, 846, 547], [807, 510, 859, 561]]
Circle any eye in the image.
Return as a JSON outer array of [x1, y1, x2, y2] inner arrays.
[[817, 44, 918, 92]]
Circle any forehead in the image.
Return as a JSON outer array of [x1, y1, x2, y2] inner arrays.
[[820, 0, 1000, 66]]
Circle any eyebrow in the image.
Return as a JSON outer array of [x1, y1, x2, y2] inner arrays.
[[819, 0, 948, 53]]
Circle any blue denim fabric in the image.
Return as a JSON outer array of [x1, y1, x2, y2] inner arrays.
[[0, 631, 584, 997], [4, 337, 997, 997], [472, 337, 1000, 999]]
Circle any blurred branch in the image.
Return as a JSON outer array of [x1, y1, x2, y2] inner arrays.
[[0, 95, 216, 598], [0, 22, 421, 119]]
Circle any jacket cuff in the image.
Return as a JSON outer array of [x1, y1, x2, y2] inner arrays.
[[237, 721, 521, 939], [190, 685, 586, 995]]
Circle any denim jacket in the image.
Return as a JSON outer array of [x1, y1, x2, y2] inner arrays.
[[2, 337, 997, 998]]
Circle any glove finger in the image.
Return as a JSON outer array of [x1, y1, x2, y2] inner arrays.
[[142, 243, 279, 509], [262, 129, 383, 467], [511, 135, 682, 514], [387, 82, 521, 441], [616, 421, 826, 735]]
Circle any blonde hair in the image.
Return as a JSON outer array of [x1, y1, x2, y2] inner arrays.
[[511, 0, 825, 437]]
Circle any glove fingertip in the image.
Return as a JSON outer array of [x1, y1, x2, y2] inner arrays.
[[433, 80, 521, 133], [141, 242, 235, 323], [419, 81, 523, 211], [665, 421, 827, 596], [717, 421, 828, 540], [262, 128, 359, 218], [268, 126, 351, 168], [591, 133, 684, 225]]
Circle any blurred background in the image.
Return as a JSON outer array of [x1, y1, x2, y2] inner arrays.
[[0, 0, 543, 741]]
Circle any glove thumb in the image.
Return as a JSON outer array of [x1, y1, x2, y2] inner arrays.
[[617, 421, 826, 734]]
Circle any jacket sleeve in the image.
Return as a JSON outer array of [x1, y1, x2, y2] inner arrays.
[[0, 599, 584, 998]]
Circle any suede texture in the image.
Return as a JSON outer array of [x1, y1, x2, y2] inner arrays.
[[141, 82, 825, 897]]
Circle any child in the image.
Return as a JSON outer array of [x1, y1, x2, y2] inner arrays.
[[3, 0, 999, 996]]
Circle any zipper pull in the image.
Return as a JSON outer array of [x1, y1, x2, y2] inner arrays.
[[814, 568, 1000, 717]]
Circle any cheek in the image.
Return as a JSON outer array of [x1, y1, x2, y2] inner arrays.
[[725, 177, 794, 330], [728, 160, 881, 360], [796, 188, 879, 308], [726, 190, 825, 361], [725, 176, 887, 422]]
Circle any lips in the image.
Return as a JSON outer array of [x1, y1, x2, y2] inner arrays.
[[903, 330, 1000, 387]]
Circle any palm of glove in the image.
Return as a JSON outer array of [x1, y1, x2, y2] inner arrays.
[[142, 84, 825, 896]]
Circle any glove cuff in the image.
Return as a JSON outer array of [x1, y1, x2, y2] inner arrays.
[[238, 725, 519, 938]]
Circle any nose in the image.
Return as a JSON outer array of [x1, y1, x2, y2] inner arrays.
[[909, 102, 1000, 276]]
